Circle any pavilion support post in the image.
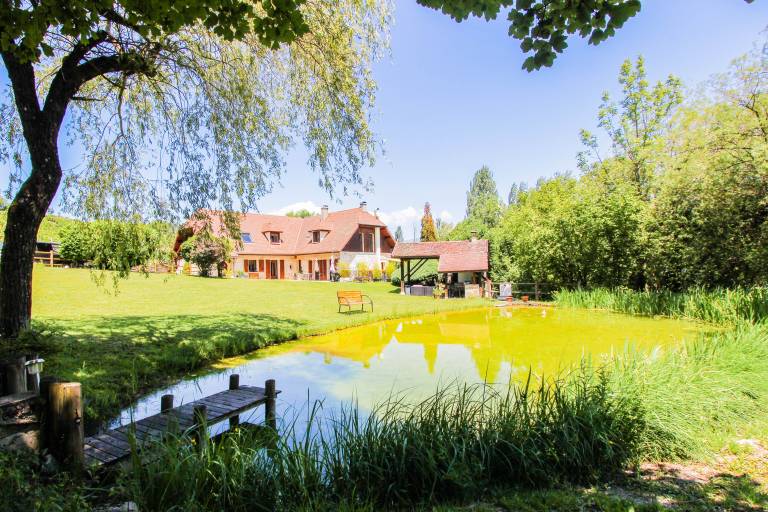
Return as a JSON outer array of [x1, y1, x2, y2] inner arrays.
[[400, 261, 404, 294], [406, 260, 411, 287], [229, 374, 240, 429], [535, 282, 540, 301]]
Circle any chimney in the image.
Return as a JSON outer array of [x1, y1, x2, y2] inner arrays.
[[374, 207, 380, 219], [470, 230, 478, 242], [359, 201, 367, 212], [321, 204, 329, 221]]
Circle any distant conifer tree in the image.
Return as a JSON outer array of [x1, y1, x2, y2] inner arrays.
[[421, 202, 437, 242]]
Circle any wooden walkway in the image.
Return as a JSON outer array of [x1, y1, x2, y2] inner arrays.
[[84, 382, 277, 467]]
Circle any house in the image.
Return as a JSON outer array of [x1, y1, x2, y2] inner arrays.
[[174, 202, 396, 280]]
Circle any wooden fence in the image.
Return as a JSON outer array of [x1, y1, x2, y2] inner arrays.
[[33, 250, 65, 267]]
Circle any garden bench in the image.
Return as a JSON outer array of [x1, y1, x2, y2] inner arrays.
[[337, 290, 373, 313]]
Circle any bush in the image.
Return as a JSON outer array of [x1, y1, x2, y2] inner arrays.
[[337, 261, 351, 278], [178, 230, 232, 277], [59, 219, 173, 274], [371, 266, 382, 281], [355, 261, 370, 280], [384, 260, 397, 280]]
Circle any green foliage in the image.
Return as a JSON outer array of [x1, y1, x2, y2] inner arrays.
[[372, 265, 383, 281], [479, 47, 768, 291], [489, 176, 644, 286], [58, 219, 172, 273], [1, 0, 309, 62], [578, 56, 683, 200], [416, 0, 643, 71], [0, 211, 79, 242], [178, 229, 232, 277], [285, 209, 314, 218], [555, 287, 768, 325], [338, 261, 351, 278], [1, 0, 390, 225], [465, 165, 500, 219], [420, 202, 437, 242], [0, 450, 88, 511]]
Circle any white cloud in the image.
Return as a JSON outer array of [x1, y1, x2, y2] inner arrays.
[[377, 206, 420, 228], [439, 210, 454, 223], [269, 201, 322, 215]]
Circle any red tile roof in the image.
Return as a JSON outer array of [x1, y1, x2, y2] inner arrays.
[[392, 240, 489, 272], [180, 207, 392, 256]]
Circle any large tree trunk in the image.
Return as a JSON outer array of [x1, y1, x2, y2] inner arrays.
[[0, 145, 62, 339], [0, 52, 64, 340]]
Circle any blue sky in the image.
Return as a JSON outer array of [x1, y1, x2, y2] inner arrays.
[[2, 1, 767, 237]]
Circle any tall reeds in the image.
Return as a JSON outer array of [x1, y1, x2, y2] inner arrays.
[[554, 287, 768, 324], [122, 322, 768, 511]]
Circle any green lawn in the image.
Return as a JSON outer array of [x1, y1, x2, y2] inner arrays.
[[23, 266, 486, 424]]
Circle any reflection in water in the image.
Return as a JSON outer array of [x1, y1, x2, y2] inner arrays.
[[114, 307, 706, 429]]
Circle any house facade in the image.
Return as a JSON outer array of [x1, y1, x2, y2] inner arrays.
[[175, 202, 395, 280]]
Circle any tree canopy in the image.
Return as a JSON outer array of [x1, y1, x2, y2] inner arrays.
[[420, 202, 437, 242], [0, 0, 391, 338], [452, 43, 768, 290], [417, 1, 756, 71]]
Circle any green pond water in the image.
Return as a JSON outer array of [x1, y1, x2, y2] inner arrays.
[[116, 306, 707, 426]]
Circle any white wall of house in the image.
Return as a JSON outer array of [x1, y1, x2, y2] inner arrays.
[[340, 251, 393, 272]]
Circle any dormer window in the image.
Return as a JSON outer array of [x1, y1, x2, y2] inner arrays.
[[241, 232, 252, 243], [312, 231, 321, 243], [269, 232, 281, 244]]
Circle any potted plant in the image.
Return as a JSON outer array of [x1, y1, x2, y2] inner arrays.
[[433, 282, 446, 299]]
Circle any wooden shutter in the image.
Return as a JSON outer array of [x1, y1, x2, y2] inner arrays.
[[280, 260, 285, 279]]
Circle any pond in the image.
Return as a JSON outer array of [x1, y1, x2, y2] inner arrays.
[[113, 306, 707, 429]]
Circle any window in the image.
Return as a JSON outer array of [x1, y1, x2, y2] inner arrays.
[[362, 232, 374, 252], [247, 260, 258, 273], [269, 232, 281, 244], [241, 232, 252, 243], [312, 231, 321, 243]]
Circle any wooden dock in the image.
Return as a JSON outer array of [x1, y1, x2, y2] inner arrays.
[[84, 377, 278, 467]]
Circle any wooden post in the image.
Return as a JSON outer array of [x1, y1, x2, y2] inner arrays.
[[161, 394, 174, 413], [406, 260, 411, 288], [535, 282, 540, 301], [48, 382, 84, 470], [193, 404, 208, 450], [229, 374, 240, 429], [49, 250, 53, 266], [39, 376, 61, 451], [400, 261, 405, 294], [265, 379, 276, 430], [1, 356, 27, 395]]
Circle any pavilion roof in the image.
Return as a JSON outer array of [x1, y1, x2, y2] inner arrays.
[[392, 240, 489, 272]]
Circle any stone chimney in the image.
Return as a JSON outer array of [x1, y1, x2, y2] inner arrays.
[[359, 201, 367, 212], [321, 204, 329, 221], [470, 230, 478, 242]]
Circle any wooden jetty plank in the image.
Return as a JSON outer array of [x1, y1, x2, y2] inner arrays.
[[84, 383, 277, 467]]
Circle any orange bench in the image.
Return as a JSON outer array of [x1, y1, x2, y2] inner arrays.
[[337, 290, 373, 313]]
